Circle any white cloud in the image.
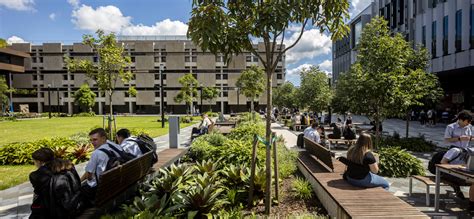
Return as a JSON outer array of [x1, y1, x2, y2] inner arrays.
[[284, 28, 332, 65], [286, 25, 302, 33], [49, 13, 56, 21], [71, 5, 132, 33], [67, 0, 79, 8], [287, 64, 313, 75], [6, 36, 27, 44], [71, 5, 188, 36], [318, 60, 332, 74], [0, 0, 34, 11], [350, 0, 373, 18], [121, 19, 188, 36]]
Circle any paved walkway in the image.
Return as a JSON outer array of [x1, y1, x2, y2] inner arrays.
[[271, 118, 473, 219], [0, 123, 198, 219]]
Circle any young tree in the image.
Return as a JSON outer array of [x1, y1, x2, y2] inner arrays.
[[273, 82, 297, 110], [0, 38, 7, 48], [67, 30, 132, 138], [174, 74, 198, 115], [188, 0, 349, 214], [333, 17, 442, 143], [297, 66, 332, 114], [201, 87, 219, 112], [0, 76, 13, 115], [74, 83, 96, 113], [236, 65, 265, 112]]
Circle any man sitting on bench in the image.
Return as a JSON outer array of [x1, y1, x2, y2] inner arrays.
[[304, 123, 323, 144], [328, 118, 343, 139]]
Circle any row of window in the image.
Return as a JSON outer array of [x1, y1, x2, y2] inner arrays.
[[421, 6, 474, 57]]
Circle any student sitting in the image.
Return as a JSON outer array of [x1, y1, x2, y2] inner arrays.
[[303, 123, 323, 144], [343, 124, 357, 140], [116, 128, 143, 157], [328, 118, 343, 139]]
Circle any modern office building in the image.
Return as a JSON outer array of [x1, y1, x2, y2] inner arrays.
[[7, 36, 285, 114], [333, 0, 474, 111], [0, 48, 30, 112]]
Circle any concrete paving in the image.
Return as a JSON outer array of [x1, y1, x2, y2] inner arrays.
[[272, 116, 474, 219], [0, 123, 198, 219]]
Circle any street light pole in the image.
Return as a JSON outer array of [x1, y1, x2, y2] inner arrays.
[[159, 64, 165, 128], [47, 84, 51, 119], [327, 77, 332, 124]]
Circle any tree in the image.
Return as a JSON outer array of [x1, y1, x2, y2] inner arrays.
[[0, 38, 7, 48], [174, 74, 198, 115], [201, 86, 219, 111], [273, 81, 297, 109], [188, 0, 349, 214], [297, 66, 332, 114], [236, 65, 265, 112], [67, 30, 132, 138], [74, 83, 96, 113], [333, 16, 442, 143], [0, 76, 13, 115]]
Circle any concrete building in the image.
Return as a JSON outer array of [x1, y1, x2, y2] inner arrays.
[[7, 36, 285, 114], [0, 48, 30, 113], [333, 0, 474, 111]]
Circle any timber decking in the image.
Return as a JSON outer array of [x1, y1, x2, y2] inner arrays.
[[153, 148, 189, 171]]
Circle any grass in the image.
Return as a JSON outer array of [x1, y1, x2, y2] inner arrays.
[[0, 165, 36, 190], [0, 116, 199, 146]]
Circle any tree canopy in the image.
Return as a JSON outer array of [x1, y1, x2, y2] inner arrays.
[[201, 86, 219, 109], [0, 38, 7, 48], [174, 74, 199, 114], [297, 66, 332, 114], [74, 83, 96, 113], [236, 65, 265, 112], [273, 81, 297, 109]]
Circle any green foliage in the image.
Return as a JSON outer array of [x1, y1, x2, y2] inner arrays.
[[236, 65, 265, 112], [273, 82, 298, 109], [0, 137, 92, 165], [378, 147, 425, 177], [297, 66, 332, 113], [277, 141, 298, 178], [73, 112, 96, 117], [228, 122, 265, 142], [292, 177, 313, 200], [205, 111, 218, 117], [0, 38, 6, 48], [236, 112, 261, 124], [174, 74, 199, 114], [129, 128, 151, 136], [377, 133, 436, 152], [127, 86, 137, 97], [200, 132, 228, 146], [0, 75, 13, 115], [201, 87, 220, 110], [180, 116, 194, 123], [73, 83, 96, 113]]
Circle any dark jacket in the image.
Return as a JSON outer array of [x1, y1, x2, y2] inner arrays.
[[29, 166, 53, 219]]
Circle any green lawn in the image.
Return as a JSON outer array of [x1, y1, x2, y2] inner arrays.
[[0, 165, 36, 190], [0, 116, 198, 146]]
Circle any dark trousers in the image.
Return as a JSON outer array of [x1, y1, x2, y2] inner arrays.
[[80, 184, 97, 208]]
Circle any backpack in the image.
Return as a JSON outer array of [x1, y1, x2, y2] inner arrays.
[[99, 144, 136, 171], [127, 134, 158, 165], [428, 146, 466, 174], [297, 133, 304, 148], [49, 168, 82, 218]]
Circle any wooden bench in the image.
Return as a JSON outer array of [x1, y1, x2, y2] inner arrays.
[[409, 175, 452, 206], [79, 148, 189, 218], [299, 137, 429, 218], [327, 138, 357, 147]]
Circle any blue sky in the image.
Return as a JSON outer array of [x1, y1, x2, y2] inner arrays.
[[0, 0, 372, 86]]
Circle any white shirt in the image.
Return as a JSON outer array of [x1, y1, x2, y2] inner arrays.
[[121, 137, 143, 157], [85, 140, 123, 187], [443, 147, 468, 165], [303, 126, 321, 143], [444, 122, 472, 148], [200, 117, 212, 128]]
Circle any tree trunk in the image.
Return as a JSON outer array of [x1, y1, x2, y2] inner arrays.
[[264, 71, 272, 215], [406, 110, 410, 138], [251, 99, 254, 113], [108, 90, 113, 140]]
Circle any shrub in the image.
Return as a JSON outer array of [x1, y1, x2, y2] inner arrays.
[[204, 111, 218, 117], [69, 132, 90, 145], [277, 141, 298, 179], [73, 112, 96, 117], [129, 128, 151, 136], [377, 133, 436, 152], [228, 122, 265, 142], [378, 147, 425, 177], [292, 177, 313, 200], [199, 132, 228, 146], [180, 116, 193, 123]]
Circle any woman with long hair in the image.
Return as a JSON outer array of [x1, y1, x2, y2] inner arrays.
[[29, 148, 55, 218], [344, 133, 389, 190]]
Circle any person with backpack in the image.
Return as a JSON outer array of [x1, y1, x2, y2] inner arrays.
[[441, 110, 474, 209], [30, 148, 55, 218], [80, 128, 133, 206], [343, 124, 357, 140], [116, 128, 142, 157]]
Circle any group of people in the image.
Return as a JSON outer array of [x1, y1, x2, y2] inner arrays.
[[30, 128, 146, 218], [327, 118, 357, 140]]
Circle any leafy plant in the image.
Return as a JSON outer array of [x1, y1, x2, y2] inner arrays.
[[378, 147, 425, 177], [377, 134, 436, 152], [129, 128, 151, 136], [292, 177, 313, 200], [228, 122, 265, 142], [200, 132, 228, 146], [69, 143, 93, 164], [194, 159, 221, 177]]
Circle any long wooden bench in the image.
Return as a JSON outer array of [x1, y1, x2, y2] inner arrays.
[[79, 148, 189, 218], [299, 137, 429, 218]]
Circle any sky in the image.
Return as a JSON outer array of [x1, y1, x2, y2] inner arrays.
[[0, 0, 373, 86]]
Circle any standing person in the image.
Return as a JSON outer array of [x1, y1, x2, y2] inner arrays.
[[343, 133, 389, 190], [441, 110, 474, 207], [29, 148, 55, 219], [420, 110, 427, 126], [427, 109, 434, 127], [345, 113, 353, 126], [116, 128, 142, 157], [81, 128, 123, 206]]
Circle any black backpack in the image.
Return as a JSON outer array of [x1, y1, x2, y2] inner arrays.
[[99, 144, 136, 171], [127, 134, 158, 164], [297, 133, 304, 148], [49, 168, 82, 218], [428, 146, 466, 174]]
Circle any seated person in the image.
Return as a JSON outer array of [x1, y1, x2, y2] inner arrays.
[[343, 124, 357, 140], [341, 133, 389, 190], [116, 128, 143, 157], [303, 123, 323, 144], [198, 113, 213, 134], [328, 119, 343, 139]]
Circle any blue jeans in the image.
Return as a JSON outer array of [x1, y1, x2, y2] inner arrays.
[[346, 172, 390, 190]]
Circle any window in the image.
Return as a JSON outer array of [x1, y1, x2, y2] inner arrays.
[[154, 57, 160, 62], [155, 92, 160, 97], [161, 56, 166, 62], [223, 91, 228, 97], [422, 26, 426, 46], [192, 74, 197, 79], [456, 10, 462, 52], [191, 56, 197, 62], [432, 21, 437, 57], [39, 57, 43, 63], [162, 74, 166, 80], [40, 75, 44, 80], [185, 56, 190, 62], [131, 57, 135, 62], [33, 75, 38, 80], [63, 75, 68, 80], [443, 16, 448, 55], [70, 75, 74, 80], [277, 74, 282, 79], [246, 56, 252, 62], [155, 74, 160, 80], [32, 57, 37, 63], [353, 20, 362, 46], [222, 74, 228, 80], [216, 55, 223, 62], [216, 74, 221, 79]]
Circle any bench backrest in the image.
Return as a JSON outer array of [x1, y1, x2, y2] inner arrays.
[[95, 151, 153, 206], [304, 137, 334, 172]]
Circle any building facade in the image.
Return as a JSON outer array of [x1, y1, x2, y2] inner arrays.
[[7, 36, 285, 114], [333, 0, 474, 111]]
